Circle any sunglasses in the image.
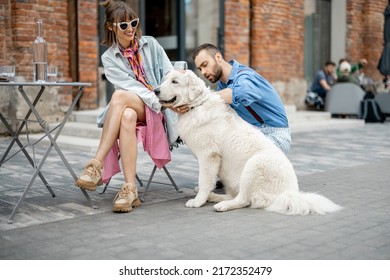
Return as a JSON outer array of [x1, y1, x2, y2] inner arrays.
[[113, 18, 139, 31]]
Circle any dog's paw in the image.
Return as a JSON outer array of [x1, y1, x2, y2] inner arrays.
[[213, 201, 230, 212], [186, 198, 204, 208]]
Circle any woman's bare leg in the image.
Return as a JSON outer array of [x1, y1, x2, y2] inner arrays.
[[118, 107, 140, 185], [77, 90, 146, 190], [106, 91, 146, 213], [94, 90, 145, 164]]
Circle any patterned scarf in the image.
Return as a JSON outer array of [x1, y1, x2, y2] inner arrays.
[[121, 39, 152, 91]]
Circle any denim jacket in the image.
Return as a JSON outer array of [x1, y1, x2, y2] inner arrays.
[[97, 35, 174, 126]]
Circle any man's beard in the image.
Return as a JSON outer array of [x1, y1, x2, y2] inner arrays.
[[208, 65, 223, 83]]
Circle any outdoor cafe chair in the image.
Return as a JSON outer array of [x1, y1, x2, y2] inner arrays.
[[326, 82, 365, 118], [375, 92, 390, 116]]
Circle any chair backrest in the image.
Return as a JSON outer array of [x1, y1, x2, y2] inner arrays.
[[375, 93, 390, 114], [326, 82, 365, 116]]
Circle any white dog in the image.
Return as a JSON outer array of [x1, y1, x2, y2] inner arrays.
[[155, 70, 342, 215]]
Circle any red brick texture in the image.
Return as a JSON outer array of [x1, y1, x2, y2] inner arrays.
[[224, 0, 305, 104], [0, 1, 13, 65], [249, 0, 304, 82], [224, 0, 251, 65], [78, 0, 99, 109], [347, 0, 386, 81]]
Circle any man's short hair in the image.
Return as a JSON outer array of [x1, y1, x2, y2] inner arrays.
[[192, 43, 222, 61], [325, 61, 336, 67]]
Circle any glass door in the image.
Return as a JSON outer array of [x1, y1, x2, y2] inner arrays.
[[143, 0, 220, 69], [145, 0, 180, 60]]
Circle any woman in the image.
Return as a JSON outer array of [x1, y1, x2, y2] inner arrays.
[[76, 0, 183, 213]]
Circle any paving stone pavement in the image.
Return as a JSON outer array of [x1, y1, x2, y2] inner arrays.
[[0, 122, 389, 260]]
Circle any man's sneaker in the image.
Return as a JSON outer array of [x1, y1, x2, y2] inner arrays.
[[112, 183, 141, 213], [76, 159, 103, 191]]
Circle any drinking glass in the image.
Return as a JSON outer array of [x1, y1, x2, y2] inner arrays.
[[173, 61, 188, 70], [0, 66, 16, 82], [47, 66, 58, 82]]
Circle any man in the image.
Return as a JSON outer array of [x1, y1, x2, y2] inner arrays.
[[310, 61, 337, 100], [192, 43, 291, 155], [337, 58, 367, 80], [337, 61, 354, 83]]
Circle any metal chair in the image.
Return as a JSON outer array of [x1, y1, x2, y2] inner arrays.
[[97, 111, 182, 201], [100, 153, 143, 194], [325, 82, 365, 117], [100, 152, 181, 202]]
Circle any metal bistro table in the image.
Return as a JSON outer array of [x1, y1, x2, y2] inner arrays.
[[0, 81, 96, 223]]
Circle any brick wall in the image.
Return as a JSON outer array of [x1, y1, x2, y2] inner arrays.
[[250, 0, 304, 80], [224, 0, 251, 65], [347, 0, 387, 82], [11, 1, 70, 82], [0, 0, 12, 65], [224, 0, 306, 105], [78, 0, 99, 109]]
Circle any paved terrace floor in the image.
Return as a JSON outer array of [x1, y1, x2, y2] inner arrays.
[[0, 121, 389, 260]]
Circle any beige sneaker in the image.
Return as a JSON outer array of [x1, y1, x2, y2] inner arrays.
[[76, 159, 103, 191], [112, 183, 141, 212]]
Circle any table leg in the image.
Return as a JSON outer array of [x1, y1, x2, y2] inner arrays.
[[0, 113, 55, 197], [0, 86, 45, 165], [17, 86, 96, 206], [7, 136, 57, 223], [0, 86, 54, 196], [5, 85, 97, 223]]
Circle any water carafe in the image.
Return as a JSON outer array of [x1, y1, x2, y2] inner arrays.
[[33, 18, 47, 82]]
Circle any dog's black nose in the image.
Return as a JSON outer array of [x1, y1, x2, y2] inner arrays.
[[154, 88, 160, 95]]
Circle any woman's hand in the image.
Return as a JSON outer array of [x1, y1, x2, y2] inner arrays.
[[163, 104, 190, 114]]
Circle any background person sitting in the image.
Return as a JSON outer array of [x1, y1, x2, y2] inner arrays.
[[336, 58, 367, 80], [336, 61, 358, 83], [306, 61, 336, 109]]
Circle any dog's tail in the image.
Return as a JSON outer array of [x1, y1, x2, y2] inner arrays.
[[265, 191, 342, 215]]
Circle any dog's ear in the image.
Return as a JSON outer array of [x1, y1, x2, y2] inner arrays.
[[185, 71, 205, 101]]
